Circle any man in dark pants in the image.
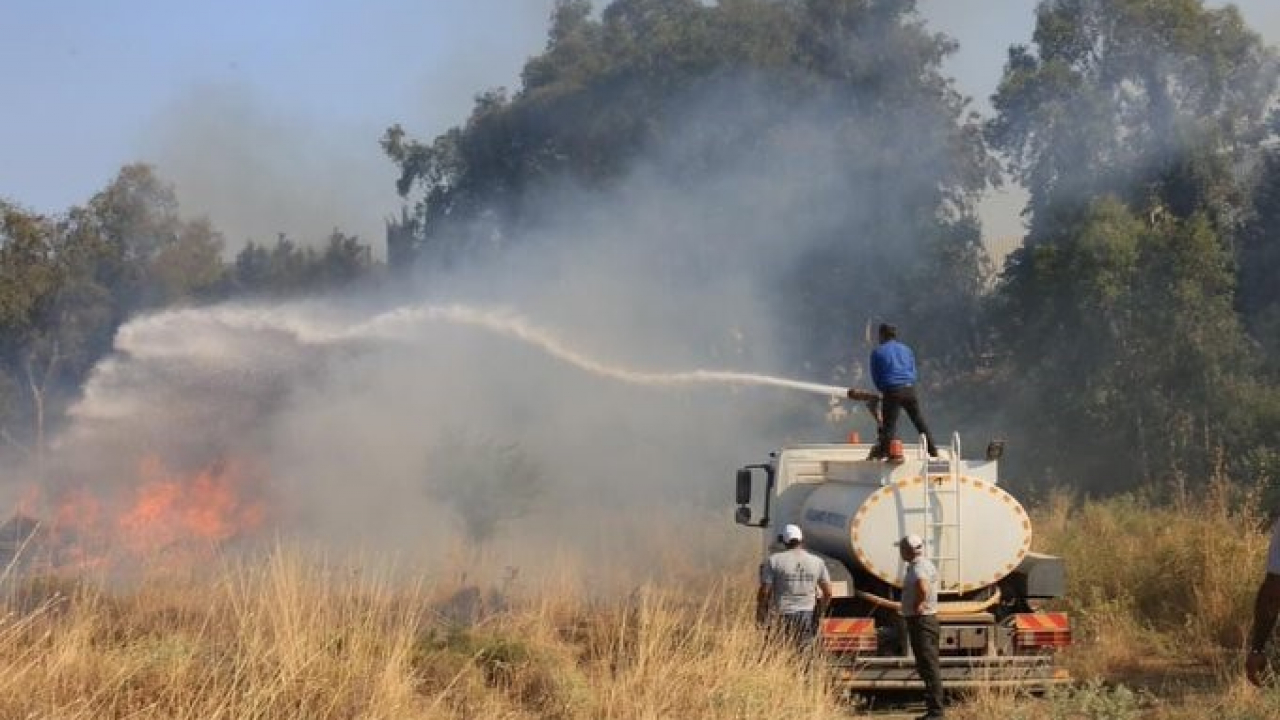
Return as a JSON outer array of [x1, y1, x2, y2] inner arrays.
[[757, 524, 833, 648], [870, 323, 937, 460], [901, 534, 944, 719], [1246, 517, 1280, 685]]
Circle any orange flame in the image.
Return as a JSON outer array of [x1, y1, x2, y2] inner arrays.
[[118, 456, 267, 553], [25, 454, 271, 569]]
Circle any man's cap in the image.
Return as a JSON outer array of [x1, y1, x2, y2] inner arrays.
[[783, 524, 804, 543], [901, 534, 924, 551]]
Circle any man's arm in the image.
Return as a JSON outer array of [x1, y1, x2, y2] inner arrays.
[[757, 559, 774, 624], [914, 577, 931, 616], [1247, 574, 1280, 685], [869, 351, 886, 391], [817, 578, 833, 617]]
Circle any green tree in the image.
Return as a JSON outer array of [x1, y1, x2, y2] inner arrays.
[[227, 231, 375, 297], [987, 0, 1280, 489], [990, 0, 1276, 234], [1240, 118, 1280, 377], [316, 230, 373, 287], [0, 203, 61, 469], [148, 217, 226, 304], [1, 165, 375, 477], [230, 240, 273, 293], [385, 0, 996, 392], [70, 164, 226, 310], [0, 203, 115, 478], [259, 235, 312, 294], [1, 168, 234, 475], [424, 430, 544, 546], [86, 163, 180, 266]]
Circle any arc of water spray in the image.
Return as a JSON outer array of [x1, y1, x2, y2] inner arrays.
[[342, 303, 850, 398]]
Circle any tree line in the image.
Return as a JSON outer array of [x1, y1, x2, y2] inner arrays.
[[4, 0, 1279, 494], [380, 0, 1280, 493], [0, 164, 378, 474]]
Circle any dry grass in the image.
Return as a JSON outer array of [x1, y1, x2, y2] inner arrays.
[[3, 483, 1280, 718], [948, 478, 1280, 719], [1035, 480, 1268, 676], [0, 544, 846, 719]]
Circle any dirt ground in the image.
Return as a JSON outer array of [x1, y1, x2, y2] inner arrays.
[[838, 661, 1231, 718]]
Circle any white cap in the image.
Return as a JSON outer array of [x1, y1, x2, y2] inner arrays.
[[783, 524, 804, 543], [901, 534, 924, 551]]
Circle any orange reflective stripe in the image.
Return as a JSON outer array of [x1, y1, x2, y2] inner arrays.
[[1042, 613, 1069, 630], [1013, 612, 1072, 650], [847, 619, 873, 633], [821, 618, 874, 635], [1015, 614, 1043, 630], [1015, 612, 1070, 629]]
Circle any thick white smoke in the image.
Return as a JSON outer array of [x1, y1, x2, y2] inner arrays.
[[23, 72, 960, 585]]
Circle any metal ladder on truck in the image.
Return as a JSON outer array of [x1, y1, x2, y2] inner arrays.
[[919, 433, 963, 592]]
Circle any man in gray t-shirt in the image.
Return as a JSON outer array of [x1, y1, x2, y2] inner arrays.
[[902, 546, 938, 618], [901, 534, 944, 718], [757, 524, 833, 645]]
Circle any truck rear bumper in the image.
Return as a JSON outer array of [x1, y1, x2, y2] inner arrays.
[[828, 655, 1071, 691]]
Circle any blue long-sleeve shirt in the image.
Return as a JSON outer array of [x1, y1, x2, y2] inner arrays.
[[870, 339, 917, 392]]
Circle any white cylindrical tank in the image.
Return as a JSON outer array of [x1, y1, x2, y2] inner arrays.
[[799, 474, 1032, 594]]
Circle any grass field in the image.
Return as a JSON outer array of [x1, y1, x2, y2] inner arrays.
[[3, 479, 1280, 719]]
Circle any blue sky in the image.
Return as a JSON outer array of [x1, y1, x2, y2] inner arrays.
[[1, 1, 1276, 251]]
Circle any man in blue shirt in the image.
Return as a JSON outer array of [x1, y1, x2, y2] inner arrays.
[[870, 323, 938, 460]]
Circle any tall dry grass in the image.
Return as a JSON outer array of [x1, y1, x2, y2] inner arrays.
[[948, 478, 1280, 719], [1033, 480, 1269, 677], [0, 545, 846, 719], [4, 483, 1280, 718]]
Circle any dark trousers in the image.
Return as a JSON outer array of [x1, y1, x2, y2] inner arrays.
[[876, 385, 937, 456], [906, 615, 944, 716], [768, 611, 816, 648]]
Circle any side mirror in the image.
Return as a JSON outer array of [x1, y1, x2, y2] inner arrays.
[[735, 505, 752, 525], [735, 468, 753, 505]]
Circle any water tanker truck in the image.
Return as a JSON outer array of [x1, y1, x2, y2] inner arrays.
[[734, 433, 1071, 691]]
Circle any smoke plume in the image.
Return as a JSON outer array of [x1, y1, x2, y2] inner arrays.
[[20, 49, 972, 585]]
